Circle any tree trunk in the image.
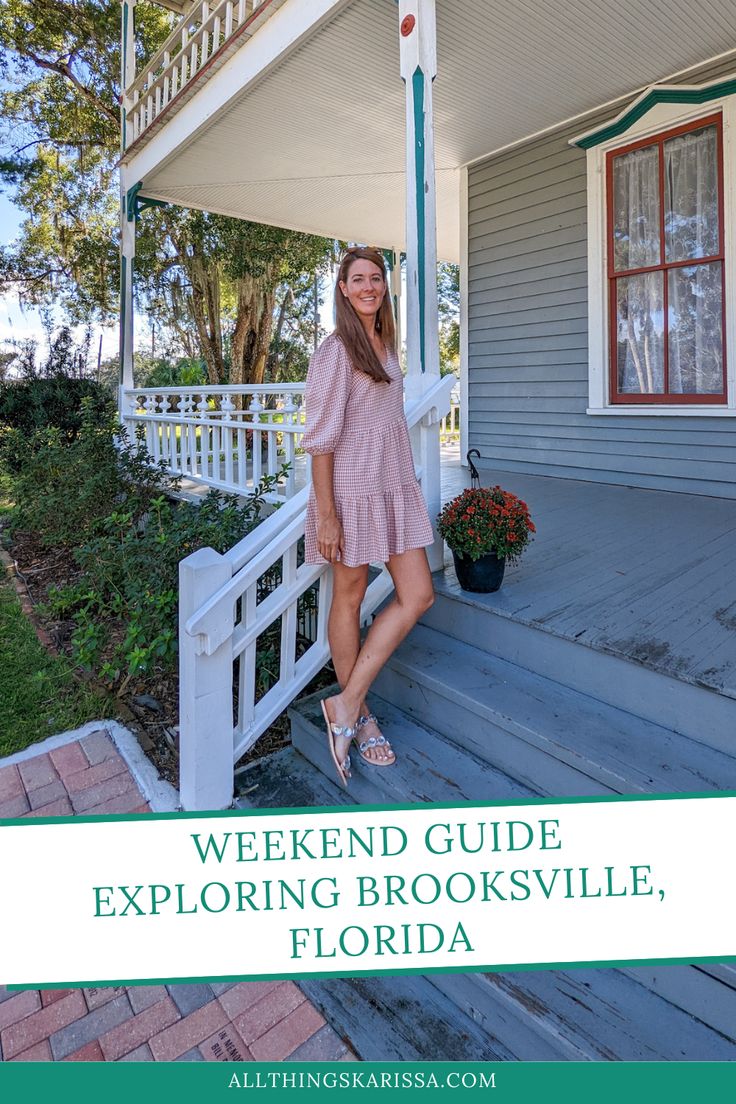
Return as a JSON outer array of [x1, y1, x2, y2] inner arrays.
[[267, 285, 293, 384], [230, 272, 278, 388], [187, 252, 226, 385]]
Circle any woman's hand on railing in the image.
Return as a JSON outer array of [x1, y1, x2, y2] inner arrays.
[[316, 511, 344, 564]]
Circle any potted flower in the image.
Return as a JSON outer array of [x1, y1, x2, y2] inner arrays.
[[437, 485, 535, 593]]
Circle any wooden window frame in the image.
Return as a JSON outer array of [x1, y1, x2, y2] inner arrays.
[[605, 113, 727, 406]]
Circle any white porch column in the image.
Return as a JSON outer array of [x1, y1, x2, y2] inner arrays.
[[119, 2, 137, 399], [399, 0, 444, 571], [388, 247, 403, 356]]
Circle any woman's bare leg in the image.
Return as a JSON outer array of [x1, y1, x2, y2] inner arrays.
[[326, 560, 390, 763], [323, 547, 435, 766]]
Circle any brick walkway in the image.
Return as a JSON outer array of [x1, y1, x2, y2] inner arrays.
[[0, 727, 357, 1064]]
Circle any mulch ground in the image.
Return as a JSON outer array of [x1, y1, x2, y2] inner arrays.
[[1, 524, 335, 788]]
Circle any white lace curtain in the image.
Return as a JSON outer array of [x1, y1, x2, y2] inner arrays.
[[612, 123, 722, 395]]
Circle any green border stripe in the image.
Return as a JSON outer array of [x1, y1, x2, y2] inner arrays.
[[2, 787, 734, 829], [576, 79, 736, 147], [10, 953, 736, 993]]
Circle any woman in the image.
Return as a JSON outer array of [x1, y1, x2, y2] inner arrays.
[[301, 246, 435, 788]]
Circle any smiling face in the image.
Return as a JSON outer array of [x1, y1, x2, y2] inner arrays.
[[339, 257, 387, 324]]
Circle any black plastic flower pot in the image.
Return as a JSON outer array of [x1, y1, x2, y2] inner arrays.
[[451, 549, 506, 593]]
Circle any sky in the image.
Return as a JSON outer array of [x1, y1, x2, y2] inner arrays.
[[0, 190, 122, 365]]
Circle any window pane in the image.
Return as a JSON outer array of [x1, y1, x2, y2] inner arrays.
[[668, 262, 724, 394], [612, 144, 660, 271], [616, 272, 665, 394], [664, 124, 719, 262]]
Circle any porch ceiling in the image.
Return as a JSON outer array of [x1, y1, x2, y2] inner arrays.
[[130, 0, 736, 261]]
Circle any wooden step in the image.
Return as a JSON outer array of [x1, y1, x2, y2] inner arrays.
[[371, 622, 736, 797], [427, 965, 736, 1060], [416, 575, 735, 754], [236, 746, 736, 1059], [287, 690, 534, 805]]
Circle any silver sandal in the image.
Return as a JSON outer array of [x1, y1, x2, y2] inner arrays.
[[354, 713, 396, 767], [321, 699, 354, 788]]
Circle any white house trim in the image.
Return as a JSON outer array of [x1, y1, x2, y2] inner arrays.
[[582, 92, 736, 416], [459, 165, 469, 465]]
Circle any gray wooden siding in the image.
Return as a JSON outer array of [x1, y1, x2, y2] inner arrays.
[[466, 60, 736, 499]]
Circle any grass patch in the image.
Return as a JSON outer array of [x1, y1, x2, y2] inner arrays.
[[0, 568, 115, 757]]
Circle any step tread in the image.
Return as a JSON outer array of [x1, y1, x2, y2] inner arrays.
[[387, 623, 736, 794], [299, 975, 512, 1061], [431, 965, 736, 1060], [289, 691, 535, 805], [238, 748, 735, 1060]]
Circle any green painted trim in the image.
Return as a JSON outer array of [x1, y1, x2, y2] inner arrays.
[[575, 79, 736, 148], [125, 181, 167, 222], [2, 788, 734, 829], [126, 180, 143, 221], [10, 953, 736, 993], [412, 66, 426, 373]]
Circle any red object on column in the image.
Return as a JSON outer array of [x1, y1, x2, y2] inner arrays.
[[401, 14, 416, 36]]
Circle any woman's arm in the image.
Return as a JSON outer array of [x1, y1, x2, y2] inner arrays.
[[310, 453, 343, 563]]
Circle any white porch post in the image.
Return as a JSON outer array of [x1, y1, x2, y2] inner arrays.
[[119, 1, 136, 406], [399, 0, 444, 571], [388, 247, 403, 356]]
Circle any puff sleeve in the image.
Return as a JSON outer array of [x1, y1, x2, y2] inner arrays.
[[301, 336, 353, 455]]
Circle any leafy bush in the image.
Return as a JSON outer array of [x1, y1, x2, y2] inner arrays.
[[45, 484, 279, 687], [8, 399, 177, 548], [0, 377, 115, 473]]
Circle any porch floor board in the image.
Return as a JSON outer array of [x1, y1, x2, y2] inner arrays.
[[438, 458, 736, 699]]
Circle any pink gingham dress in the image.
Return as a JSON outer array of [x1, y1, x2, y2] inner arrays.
[[302, 333, 434, 567]]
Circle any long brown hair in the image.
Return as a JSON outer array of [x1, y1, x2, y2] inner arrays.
[[334, 247, 396, 383]]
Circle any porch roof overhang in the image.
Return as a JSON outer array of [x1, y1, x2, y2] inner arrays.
[[122, 0, 736, 263]]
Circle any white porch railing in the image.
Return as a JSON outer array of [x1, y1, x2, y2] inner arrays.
[[121, 384, 306, 503], [441, 384, 460, 441], [125, 0, 286, 145], [178, 372, 455, 811]]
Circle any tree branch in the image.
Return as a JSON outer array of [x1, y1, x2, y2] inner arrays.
[[18, 49, 118, 126]]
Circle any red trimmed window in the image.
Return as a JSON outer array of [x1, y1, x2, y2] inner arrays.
[[606, 113, 726, 403]]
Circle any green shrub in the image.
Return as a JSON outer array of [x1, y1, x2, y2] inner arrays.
[[45, 482, 280, 687], [0, 377, 115, 473], [9, 399, 178, 548]]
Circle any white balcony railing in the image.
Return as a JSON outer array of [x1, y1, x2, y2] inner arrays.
[[178, 373, 456, 810], [121, 380, 460, 502], [124, 0, 285, 146], [120, 383, 306, 503]]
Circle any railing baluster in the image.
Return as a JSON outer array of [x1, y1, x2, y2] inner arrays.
[[279, 545, 298, 686], [237, 426, 247, 489], [225, 1, 234, 38], [238, 582, 258, 734]]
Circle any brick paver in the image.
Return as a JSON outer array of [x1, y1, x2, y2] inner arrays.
[[49, 742, 88, 779], [128, 986, 168, 1014], [0, 990, 41, 1031], [49, 994, 134, 1060], [0, 765, 24, 801], [23, 796, 74, 818], [199, 1022, 252, 1062], [233, 983, 306, 1046], [148, 999, 228, 1062], [250, 1001, 326, 1061], [63, 1040, 105, 1062], [99, 997, 180, 1061], [2, 990, 87, 1059], [9, 1039, 52, 1062], [0, 734, 357, 1064]]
